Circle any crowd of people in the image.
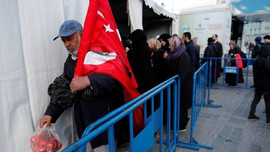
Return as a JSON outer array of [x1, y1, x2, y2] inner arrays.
[[38, 19, 270, 151]]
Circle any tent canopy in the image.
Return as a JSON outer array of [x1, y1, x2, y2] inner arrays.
[[109, 0, 177, 37]]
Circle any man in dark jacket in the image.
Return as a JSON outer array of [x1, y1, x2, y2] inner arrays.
[[40, 20, 124, 150], [248, 43, 270, 124], [212, 34, 223, 71], [252, 36, 263, 59], [192, 37, 200, 70], [203, 37, 220, 83], [182, 32, 196, 72]]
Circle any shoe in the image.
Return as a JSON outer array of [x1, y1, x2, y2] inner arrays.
[[267, 121, 270, 125], [248, 115, 260, 120], [179, 128, 187, 132]]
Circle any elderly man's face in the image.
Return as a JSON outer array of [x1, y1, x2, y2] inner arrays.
[[61, 32, 81, 57]]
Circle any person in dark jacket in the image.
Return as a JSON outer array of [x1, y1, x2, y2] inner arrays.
[[252, 36, 263, 59], [166, 35, 193, 131], [212, 34, 223, 71], [226, 42, 244, 85], [203, 37, 220, 84], [182, 32, 196, 72], [192, 37, 201, 70], [158, 33, 172, 54], [148, 38, 170, 85], [248, 43, 270, 124], [39, 20, 124, 151], [127, 29, 155, 94]]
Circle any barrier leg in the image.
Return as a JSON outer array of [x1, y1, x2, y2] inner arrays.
[[205, 60, 222, 108]]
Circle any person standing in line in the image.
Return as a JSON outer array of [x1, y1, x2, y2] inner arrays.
[[166, 35, 193, 131], [248, 42, 270, 124], [158, 33, 172, 54], [192, 37, 200, 70], [182, 32, 196, 72], [148, 38, 170, 86], [203, 37, 220, 84], [212, 34, 223, 72], [127, 29, 155, 94], [226, 42, 244, 86]]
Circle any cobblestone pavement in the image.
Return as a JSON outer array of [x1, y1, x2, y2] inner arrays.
[[176, 86, 270, 152]]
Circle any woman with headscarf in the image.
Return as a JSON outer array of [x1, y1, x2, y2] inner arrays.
[[148, 38, 170, 85], [226, 42, 244, 86], [166, 35, 193, 131], [158, 33, 172, 54], [127, 29, 155, 94]]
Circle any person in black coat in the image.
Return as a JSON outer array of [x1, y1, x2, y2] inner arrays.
[[127, 29, 155, 94], [148, 38, 170, 85], [166, 35, 193, 131], [212, 34, 223, 71], [203, 37, 220, 83], [40, 20, 124, 150], [158, 33, 172, 54], [226, 42, 244, 85], [248, 44, 270, 123]]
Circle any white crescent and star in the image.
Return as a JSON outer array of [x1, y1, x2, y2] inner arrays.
[[97, 10, 121, 40]]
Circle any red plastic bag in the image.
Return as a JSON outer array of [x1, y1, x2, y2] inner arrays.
[[30, 124, 62, 152]]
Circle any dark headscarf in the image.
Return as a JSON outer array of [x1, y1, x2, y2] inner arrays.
[[159, 33, 171, 53], [128, 29, 147, 50]]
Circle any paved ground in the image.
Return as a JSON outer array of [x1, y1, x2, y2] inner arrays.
[[176, 86, 270, 152], [118, 68, 270, 152]]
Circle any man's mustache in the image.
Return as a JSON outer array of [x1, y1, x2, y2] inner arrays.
[[67, 46, 76, 51]]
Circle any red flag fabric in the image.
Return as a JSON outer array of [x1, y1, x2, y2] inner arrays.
[[74, 0, 143, 134]]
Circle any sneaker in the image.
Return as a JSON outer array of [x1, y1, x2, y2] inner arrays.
[[248, 115, 260, 120]]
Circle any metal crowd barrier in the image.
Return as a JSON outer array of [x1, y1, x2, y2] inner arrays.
[[176, 62, 213, 150], [200, 57, 255, 90], [63, 75, 181, 152]]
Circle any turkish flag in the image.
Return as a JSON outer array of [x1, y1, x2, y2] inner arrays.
[[74, 0, 143, 134]]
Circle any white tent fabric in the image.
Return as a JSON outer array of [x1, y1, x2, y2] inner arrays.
[[127, 0, 143, 31], [0, 0, 89, 151], [144, 0, 177, 19]]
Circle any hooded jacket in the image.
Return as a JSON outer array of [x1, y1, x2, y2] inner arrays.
[[253, 44, 270, 91]]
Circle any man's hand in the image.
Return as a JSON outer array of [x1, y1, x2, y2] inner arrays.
[[70, 76, 90, 93], [40, 115, 52, 128]]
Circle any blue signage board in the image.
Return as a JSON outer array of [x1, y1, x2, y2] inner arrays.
[[224, 66, 238, 74]]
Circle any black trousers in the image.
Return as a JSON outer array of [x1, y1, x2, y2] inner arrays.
[[249, 89, 270, 122]]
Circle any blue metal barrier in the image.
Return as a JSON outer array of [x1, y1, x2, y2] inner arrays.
[[200, 57, 255, 90], [176, 62, 213, 150], [62, 75, 181, 152]]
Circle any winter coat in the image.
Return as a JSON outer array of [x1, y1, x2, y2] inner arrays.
[[128, 30, 155, 94], [253, 44, 270, 91], [45, 55, 124, 149], [167, 45, 193, 108], [152, 48, 170, 85], [185, 41, 197, 72]]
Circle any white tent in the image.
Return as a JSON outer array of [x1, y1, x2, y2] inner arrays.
[[0, 0, 177, 151]]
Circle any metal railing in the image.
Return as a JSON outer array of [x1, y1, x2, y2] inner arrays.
[[63, 75, 180, 152]]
